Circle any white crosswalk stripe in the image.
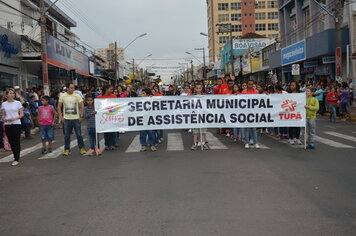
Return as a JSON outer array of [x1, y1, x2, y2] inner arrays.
[[167, 133, 184, 151], [39, 138, 88, 160], [324, 131, 356, 143], [125, 135, 141, 153], [206, 132, 228, 150], [314, 135, 354, 149], [0, 142, 54, 163]]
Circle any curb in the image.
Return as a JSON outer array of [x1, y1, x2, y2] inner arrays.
[[321, 112, 356, 121]]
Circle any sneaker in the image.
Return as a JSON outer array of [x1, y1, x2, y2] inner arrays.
[[140, 147, 147, 152], [254, 144, 260, 149], [191, 144, 198, 150], [11, 161, 19, 166], [41, 147, 47, 154], [160, 138, 164, 142], [226, 133, 230, 137], [90, 149, 95, 155], [309, 144, 315, 149], [109, 146, 115, 150], [80, 148, 87, 155], [296, 139, 302, 145], [151, 146, 157, 152], [63, 150, 70, 156], [96, 148, 102, 155], [245, 144, 250, 149], [188, 129, 192, 133], [47, 148, 52, 153], [289, 139, 295, 145], [203, 143, 209, 150], [158, 139, 162, 144]]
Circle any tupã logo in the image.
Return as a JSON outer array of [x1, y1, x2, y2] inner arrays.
[[281, 100, 297, 112]]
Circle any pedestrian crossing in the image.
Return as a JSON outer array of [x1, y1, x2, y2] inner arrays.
[[0, 130, 355, 164]]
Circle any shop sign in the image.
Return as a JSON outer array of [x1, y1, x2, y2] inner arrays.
[[251, 52, 261, 72], [281, 40, 306, 66], [335, 47, 342, 76], [0, 26, 21, 67], [322, 57, 335, 64], [233, 38, 272, 52], [303, 61, 318, 68], [0, 34, 19, 58], [46, 33, 89, 76], [314, 65, 329, 76], [291, 64, 300, 75]]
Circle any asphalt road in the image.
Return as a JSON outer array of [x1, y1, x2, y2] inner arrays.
[[0, 117, 356, 236]]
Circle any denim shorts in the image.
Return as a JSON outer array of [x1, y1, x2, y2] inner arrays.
[[40, 125, 55, 141]]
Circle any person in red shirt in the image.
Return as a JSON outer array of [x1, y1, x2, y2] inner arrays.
[[97, 85, 118, 150], [213, 76, 229, 95], [153, 85, 163, 96], [326, 87, 339, 122], [117, 86, 127, 98], [222, 79, 234, 95]]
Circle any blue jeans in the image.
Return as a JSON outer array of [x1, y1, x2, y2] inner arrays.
[[233, 128, 244, 139], [140, 130, 155, 147], [40, 125, 55, 141], [245, 128, 258, 145], [104, 132, 117, 147], [87, 127, 96, 150], [64, 119, 84, 150], [329, 104, 337, 122], [154, 130, 163, 141]]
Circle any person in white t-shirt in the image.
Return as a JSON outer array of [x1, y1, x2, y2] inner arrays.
[[1, 88, 24, 166]]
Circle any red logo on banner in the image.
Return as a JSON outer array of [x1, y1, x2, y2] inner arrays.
[[281, 100, 297, 112]]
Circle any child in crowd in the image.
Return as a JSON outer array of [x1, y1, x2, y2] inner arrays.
[[22, 103, 32, 139], [38, 96, 57, 154], [139, 88, 156, 152], [84, 96, 100, 155], [191, 83, 209, 150], [305, 88, 319, 149]]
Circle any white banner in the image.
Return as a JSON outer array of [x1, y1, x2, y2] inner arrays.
[[95, 94, 306, 133]]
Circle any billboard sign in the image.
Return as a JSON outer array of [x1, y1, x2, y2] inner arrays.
[[0, 26, 20, 68], [46, 33, 89, 76], [281, 40, 306, 66], [233, 38, 272, 53]]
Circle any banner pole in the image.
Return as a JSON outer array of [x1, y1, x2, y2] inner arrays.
[[200, 128, 203, 150]]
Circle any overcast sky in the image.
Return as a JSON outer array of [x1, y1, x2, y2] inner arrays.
[[56, 0, 208, 82]]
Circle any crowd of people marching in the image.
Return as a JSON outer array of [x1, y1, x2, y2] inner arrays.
[[0, 74, 354, 166]]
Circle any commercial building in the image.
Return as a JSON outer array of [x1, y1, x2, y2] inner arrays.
[[206, 0, 280, 62], [269, 0, 352, 83]]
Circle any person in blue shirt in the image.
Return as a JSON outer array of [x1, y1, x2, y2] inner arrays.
[[313, 84, 325, 114], [21, 103, 32, 139]]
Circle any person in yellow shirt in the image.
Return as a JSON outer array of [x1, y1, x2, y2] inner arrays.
[[305, 87, 319, 149], [58, 83, 86, 156]]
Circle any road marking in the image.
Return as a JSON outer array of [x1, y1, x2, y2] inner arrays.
[[0, 141, 55, 163], [314, 136, 354, 148], [206, 132, 228, 150], [324, 131, 356, 143], [125, 135, 141, 153], [167, 133, 184, 151], [258, 143, 271, 149], [39, 138, 87, 160]]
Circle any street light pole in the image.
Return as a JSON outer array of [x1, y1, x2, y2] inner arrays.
[[40, 0, 49, 95], [194, 48, 206, 80]]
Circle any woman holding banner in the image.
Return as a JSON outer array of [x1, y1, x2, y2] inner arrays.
[[153, 85, 164, 144], [139, 88, 157, 152], [287, 81, 303, 145], [97, 85, 118, 150]]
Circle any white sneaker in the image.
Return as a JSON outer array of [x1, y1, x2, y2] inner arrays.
[[244, 144, 250, 149], [11, 161, 19, 166], [254, 144, 260, 149], [188, 129, 192, 133]]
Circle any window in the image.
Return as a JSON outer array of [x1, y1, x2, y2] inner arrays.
[[231, 2, 241, 10], [268, 12, 278, 19], [218, 3, 229, 10], [267, 1, 278, 8], [256, 1, 266, 9], [268, 23, 279, 30], [255, 12, 266, 20], [231, 24, 242, 32], [218, 14, 229, 22], [303, 7, 311, 37], [256, 24, 266, 31], [231, 13, 241, 21], [219, 36, 229, 44]]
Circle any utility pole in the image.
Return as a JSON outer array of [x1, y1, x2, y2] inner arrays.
[[335, 0, 346, 81], [190, 60, 194, 81], [114, 41, 119, 86], [39, 0, 49, 95], [132, 58, 135, 84], [216, 23, 234, 76], [203, 47, 206, 79]]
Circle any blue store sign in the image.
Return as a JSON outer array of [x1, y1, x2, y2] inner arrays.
[[0, 34, 19, 58], [281, 40, 306, 66]]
